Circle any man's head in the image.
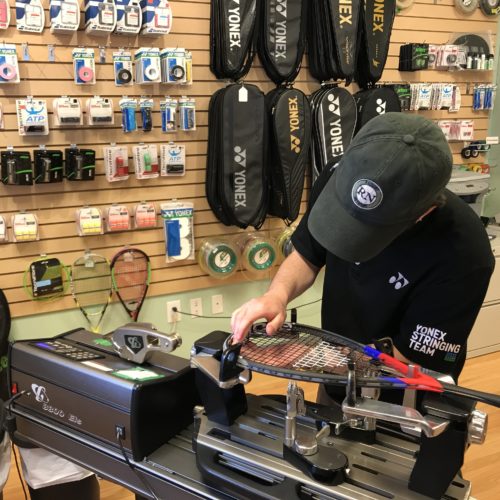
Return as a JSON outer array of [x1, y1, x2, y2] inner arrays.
[[308, 113, 452, 262]]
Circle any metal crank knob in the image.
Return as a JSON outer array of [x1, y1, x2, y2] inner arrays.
[[468, 409, 488, 445]]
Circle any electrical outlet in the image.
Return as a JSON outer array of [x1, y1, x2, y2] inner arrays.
[[166, 300, 181, 323], [190, 297, 203, 318], [211, 294, 223, 315]]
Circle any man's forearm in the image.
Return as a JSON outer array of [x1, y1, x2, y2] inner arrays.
[[267, 251, 321, 304]]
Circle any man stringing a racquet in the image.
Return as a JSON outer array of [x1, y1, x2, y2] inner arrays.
[[231, 113, 495, 403]]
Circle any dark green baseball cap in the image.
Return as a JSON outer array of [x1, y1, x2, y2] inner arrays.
[[308, 113, 452, 262]]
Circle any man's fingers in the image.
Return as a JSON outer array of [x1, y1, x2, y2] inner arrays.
[[266, 312, 285, 335]]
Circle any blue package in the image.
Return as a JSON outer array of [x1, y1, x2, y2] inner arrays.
[[166, 220, 181, 256]]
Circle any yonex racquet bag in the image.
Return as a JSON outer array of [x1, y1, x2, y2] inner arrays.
[[210, 0, 258, 81], [355, 0, 396, 88], [266, 87, 311, 224], [206, 84, 268, 229], [310, 86, 357, 183], [257, 0, 307, 85], [353, 86, 401, 134], [307, 0, 361, 83]]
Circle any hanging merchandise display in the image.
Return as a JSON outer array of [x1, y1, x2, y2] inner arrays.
[[479, 0, 499, 15], [76, 206, 104, 236], [53, 97, 83, 126], [120, 97, 138, 132], [210, 0, 257, 80], [104, 144, 129, 182], [398, 43, 429, 71], [472, 84, 496, 110], [140, 0, 172, 35], [206, 84, 268, 230], [139, 98, 154, 131], [160, 143, 185, 176], [16, 98, 49, 136], [307, 0, 361, 83], [257, 0, 307, 85], [65, 146, 96, 181], [16, 0, 45, 33], [160, 97, 177, 132], [134, 202, 157, 229], [266, 87, 311, 224], [133, 143, 159, 178], [134, 47, 162, 84], [0, 215, 7, 243], [160, 48, 193, 85], [275, 226, 296, 260], [73, 48, 96, 85], [178, 97, 196, 131], [1, 149, 33, 185], [86, 96, 114, 125], [0, 44, 19, 84], [454, 0, 479, 14], [85, 0, 117, 35], [0, 0, 10, 29], [198, 238, 239, 279], [309, 86, 358, 183], [113, 51, 133, 86], [237, 233, 277, 276], [106, 204, 131, 232], [24, 256, 67, 300], [355, 0, 396, 88], [161, 201, 195, 263], [437, 119, 474, 141], [50, 0, 80, 33], [12, 212, 39, 242], [115, 0, 141, 34], [34, 148, 64, 183]]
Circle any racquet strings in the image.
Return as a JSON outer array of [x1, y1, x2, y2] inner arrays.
[[240, 326, 388, 378], [71, 255, 112, 332], [111, 250, 149, 318]]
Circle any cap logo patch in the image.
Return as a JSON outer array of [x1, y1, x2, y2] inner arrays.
[[352, 179, 383, 210]]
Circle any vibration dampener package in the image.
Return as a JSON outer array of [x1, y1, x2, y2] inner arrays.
[[16, 0, 45, 33], [139, 0, 172, 36], [85, 0, 117, 35], [50, 0, 80, 33]]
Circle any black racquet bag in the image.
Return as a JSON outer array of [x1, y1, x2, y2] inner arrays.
[[307, 0, 361, 83], [210, 0, 258, 81], [206, 84, 268, 229], [266, 87, 311, 224], [355, 0, 396, 88], [310, 86, 358, 183], [353, 86, 401, 134], [257, 0, 307, 85]]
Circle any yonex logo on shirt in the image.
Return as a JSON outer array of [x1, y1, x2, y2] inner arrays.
[[389, 272, 409, 290], [409, 324, 461, 357]]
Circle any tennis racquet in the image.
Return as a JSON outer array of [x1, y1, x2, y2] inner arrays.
[[70, 252, 112, 333], [111, 248, 151, 321], [223, 322, 500, 408]]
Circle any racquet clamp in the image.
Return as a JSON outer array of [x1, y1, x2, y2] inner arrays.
[[112, 322, 181, 364]]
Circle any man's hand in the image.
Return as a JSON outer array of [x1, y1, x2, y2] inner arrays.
[[231, 291, 288, 343]]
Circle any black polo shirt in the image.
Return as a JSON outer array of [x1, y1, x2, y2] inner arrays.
[[292, 171, 495, 383]]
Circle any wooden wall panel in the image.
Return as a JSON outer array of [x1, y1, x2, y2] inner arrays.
[[0, 0, 497, 317]]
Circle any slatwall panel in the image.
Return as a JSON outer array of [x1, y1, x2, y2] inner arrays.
[[0, 0, 497, 317]]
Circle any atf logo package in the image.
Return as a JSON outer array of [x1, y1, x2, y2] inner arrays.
[[355, 0, 396, 88], [307, 0, 361, 83], [206, 84, 268, 229], [310, 86, 357, 182], [210, 0, 258, 81], [266, 87, 311, 224], [257, 0, 307, 85]]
